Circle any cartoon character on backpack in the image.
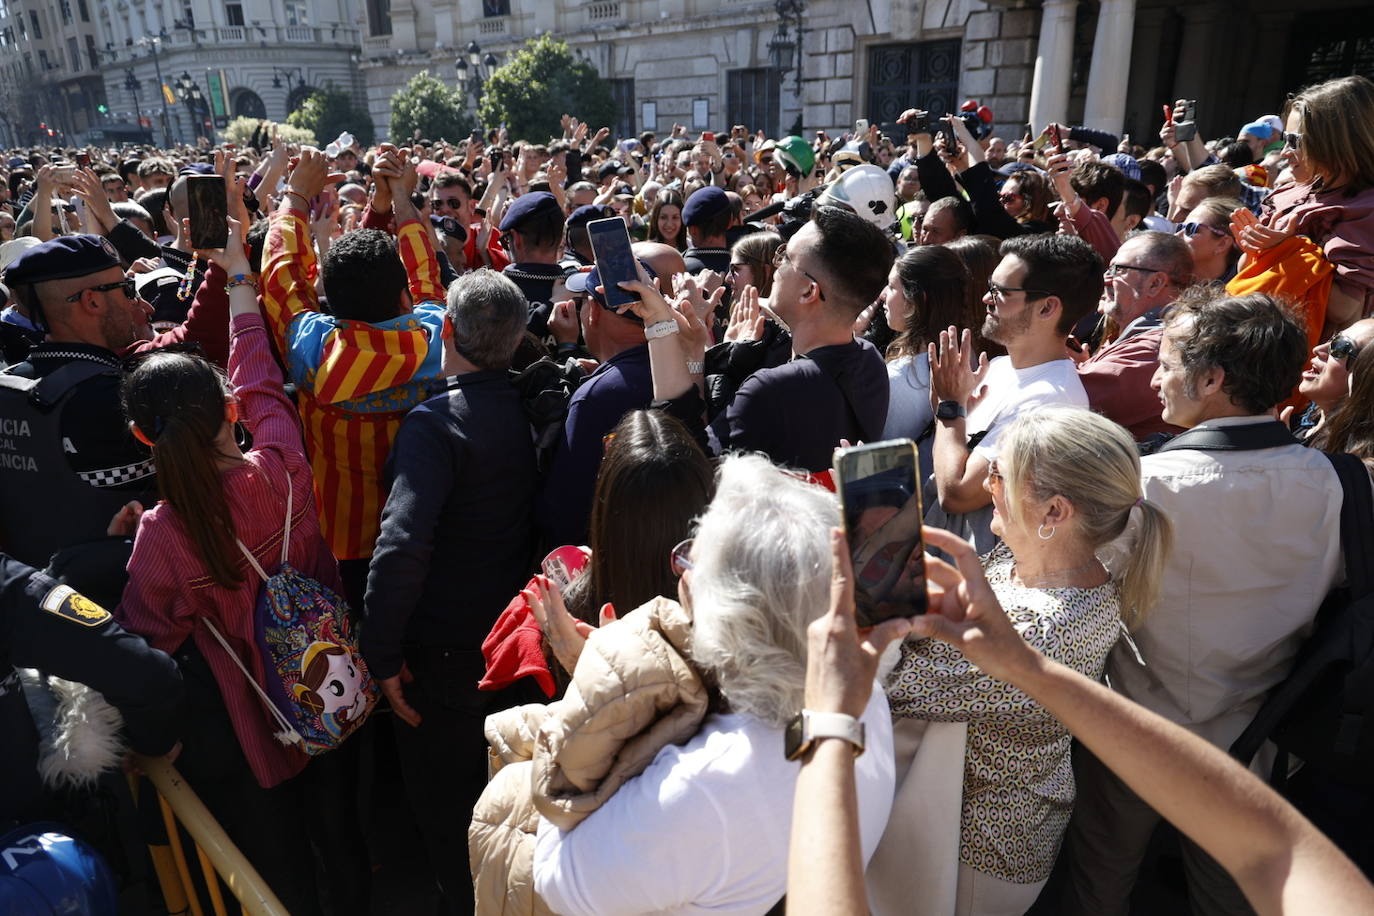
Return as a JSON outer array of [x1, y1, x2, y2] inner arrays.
[[293, 641, 370, 739]]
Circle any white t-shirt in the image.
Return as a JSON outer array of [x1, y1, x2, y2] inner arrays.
[[966, 356, 1088, 460], [533, 689, 896, 916], [925, 356, 1088, 553]]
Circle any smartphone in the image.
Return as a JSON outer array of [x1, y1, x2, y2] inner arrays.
[[488, 149, 502, 173], [1031, 128, 1052, 151], [1024, 122, 1034, 140], [68, 195, 85, 228], [911, 112, 930, 134], [934, 116, 957, 148], [75, 151, 90, 169], [586, 216, 640, 312], [702, 131, 715, 143], [185, 174, 228, 249], [855, 118, 870, 135], [1048, 123, 1063, 150], [833, 439, 927, 627]]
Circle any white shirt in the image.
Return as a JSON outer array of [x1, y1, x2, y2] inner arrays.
[[924, 357, 1088, 553], [533, 689, 896, 916], [1103, 416, 1344, 752]]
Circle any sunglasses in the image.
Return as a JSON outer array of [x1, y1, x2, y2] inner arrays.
[[670, 538, 694, 577], [998, 191, 1023, 203], [64, 277, 137, 302], [1178, 222, 1229, 239], [431, 197, 464, 210], [1282, 131, 1302, 151], [1328, 334, 1363, 364]]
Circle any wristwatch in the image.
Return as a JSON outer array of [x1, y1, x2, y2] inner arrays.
[[644, 319, 680, 340], [784, 710, 866, 761], [935, 400, 967, 420]]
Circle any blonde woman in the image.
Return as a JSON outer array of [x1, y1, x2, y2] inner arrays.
[[871, 406, 1171, 916]]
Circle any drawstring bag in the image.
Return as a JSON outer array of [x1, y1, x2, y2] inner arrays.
[[202, 472, 377, 755]]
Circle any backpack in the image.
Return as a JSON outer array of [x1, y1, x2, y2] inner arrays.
[[1230, 449, 1374, 787], [202, 472, 377, 755], [508, 356, 587, 475]]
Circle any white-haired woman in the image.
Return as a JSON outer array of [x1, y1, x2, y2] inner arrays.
[[531, 453, 896, 916], [870, 406, 1172, 916]]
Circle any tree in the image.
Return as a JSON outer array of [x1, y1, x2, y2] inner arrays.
[[479, 35, 616, 143], [287, 83, 375, 148], [223, 116, 315, 147], [389, 70, 473, 143]]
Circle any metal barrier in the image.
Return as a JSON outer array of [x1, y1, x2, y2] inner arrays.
[[128, 754, 289, 916]]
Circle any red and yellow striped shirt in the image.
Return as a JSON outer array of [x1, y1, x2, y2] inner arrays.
[[261, 207, 448, 560]]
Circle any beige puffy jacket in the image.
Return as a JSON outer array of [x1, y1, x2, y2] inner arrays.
[[469, 596, 708, 915]]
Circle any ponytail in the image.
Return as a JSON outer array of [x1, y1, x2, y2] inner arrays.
[[1117, 499, 1171, 629], [122, 350, 243, 589]]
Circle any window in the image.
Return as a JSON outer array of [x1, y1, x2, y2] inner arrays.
[[78, 0, 89, 22], [727, 68, 781, 138], [59, 0, 71, 25], [866, 40, 961, 138], [609, 78, 635, 142], [284, 1, 307, 26], [483, 0, 510, 15], [225, 2, 244, 26], [366, 0, 391, 36], [38, 49, 49, 70], [85, 34, 97, 70], [68, 36, 80, 71], [29, 10, 39, 39]]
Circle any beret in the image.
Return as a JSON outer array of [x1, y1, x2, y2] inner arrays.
[[566, 204, 615, 228], [682, 186, 729, 227], [7, 156, 26, 169], [597, 160, 634, 182], [3, 234, 122, 286], [178, 163, 215, 176], [499, 192, 561, 231]]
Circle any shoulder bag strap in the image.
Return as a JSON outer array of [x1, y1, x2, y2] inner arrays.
[[234, 468, 294, 581], [1157, 421, 1297, 454], [1324, 451, 1374, 600]]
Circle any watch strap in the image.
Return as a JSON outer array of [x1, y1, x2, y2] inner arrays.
[[788, 709, 865, 760], [936, 400, 967, 420], [644, 319, 680, 340]]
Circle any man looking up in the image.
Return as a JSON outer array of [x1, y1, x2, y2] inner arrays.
[[1064, 292, 1342, 915], [711, 205, 892, 472], [1076, 231, 1193, 440], [927, 234, 1102, 551]]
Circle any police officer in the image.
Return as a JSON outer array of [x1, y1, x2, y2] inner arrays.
[[560, 204, 615, 273], [1, 551, 182, 824], [0, 235, 157, 569], [499, 191, 574, 337], [681, 186, 735, 275]]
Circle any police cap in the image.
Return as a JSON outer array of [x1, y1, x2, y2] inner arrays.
[[682, 186, 729, 227], [566, 204, 615, 229], [499, 192, 561, 232], [2, 235, 122, 287]]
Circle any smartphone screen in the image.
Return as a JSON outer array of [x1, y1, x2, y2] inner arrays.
[[76, 152, 91, 169], [186, 174, 228, 249], [834, 439, 927, 626], [1049, 124, 1063, 150], [587, 217, 640, 311], [855, 119, 869, 136]]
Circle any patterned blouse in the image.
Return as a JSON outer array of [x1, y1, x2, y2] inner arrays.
[[885, 542, 1122, 884]]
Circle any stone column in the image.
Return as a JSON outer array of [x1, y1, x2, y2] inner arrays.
[[1122, 6, 1167, 142], [1027, 0, 1078, 130], [1084, 0, 1138, 134], [1172, 3, 1223, 108]]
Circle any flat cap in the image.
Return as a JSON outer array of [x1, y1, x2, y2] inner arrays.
[[499, 192, 562, 231]]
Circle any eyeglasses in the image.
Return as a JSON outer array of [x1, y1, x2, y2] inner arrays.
[[1177, 222, 1229, 239], [998, 191, 1023, 203], [986, 280, 1051, 302], [1328, 334, 1363, 364], [1282, 131, 1302, 151], [64, 278, 137, 302], [670, 538, 694, 577], [1104, 263, 1164, 279], [773, 247, 826, 300], [431, 197, 464, 211]]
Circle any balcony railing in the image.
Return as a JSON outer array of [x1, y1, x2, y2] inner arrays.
[[284, 25, 313, 42], [479, 16, 507, 35], [587, 1, 623, 22], [217, 26, 246, 42]]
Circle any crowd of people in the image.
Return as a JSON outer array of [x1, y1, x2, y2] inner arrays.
[[3, 72, 1374, 915]]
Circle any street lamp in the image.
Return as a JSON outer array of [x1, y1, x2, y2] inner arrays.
[[122, 68, 148, 142], [769, 0, 806, 93], [175, 71, 208, 142], [272, 66, 305, 117], [131, 35, 174, 147], [453, 41, 499, 112]]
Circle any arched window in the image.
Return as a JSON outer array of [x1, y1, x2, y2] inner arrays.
[[231, 87, 266, 120]]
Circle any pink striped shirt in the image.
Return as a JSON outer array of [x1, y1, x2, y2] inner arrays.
[[116, 311, 342, 788]]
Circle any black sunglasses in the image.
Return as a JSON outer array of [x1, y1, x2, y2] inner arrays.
[[65, 277, 137, 302], [1282, 131, 1302, 151], [431, 196, 464, 210], [1329, 334, 1362, 364]]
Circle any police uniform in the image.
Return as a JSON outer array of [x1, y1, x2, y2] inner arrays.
[[681, 187, 735, 275], [0, 552, 182, 823], [499, 193, 574, 337], [0, 237, 157, 568]]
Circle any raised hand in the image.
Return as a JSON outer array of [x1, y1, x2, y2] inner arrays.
[[928, 326, 989, 406], [724, 284, 765, 343]]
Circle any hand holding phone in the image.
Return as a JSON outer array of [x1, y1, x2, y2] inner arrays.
[[186, 174, 229, 249], [834, 439, 927, 627], [587, 216, 641, 312]]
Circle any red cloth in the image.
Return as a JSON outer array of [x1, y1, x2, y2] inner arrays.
[[1078, 327, 1183, 441], [479, 580, 555, 699]]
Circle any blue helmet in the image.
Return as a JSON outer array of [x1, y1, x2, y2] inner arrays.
[[0, 824, 118, 915]]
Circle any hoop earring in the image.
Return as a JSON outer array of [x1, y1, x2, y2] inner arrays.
[[1037, 524, 1056, 540]]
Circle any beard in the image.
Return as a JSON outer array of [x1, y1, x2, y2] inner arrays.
[[101, 304, 151, 352], [982, 302, 1032, 344]]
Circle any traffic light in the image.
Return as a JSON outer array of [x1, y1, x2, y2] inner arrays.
[[97, 103, 108, 114]]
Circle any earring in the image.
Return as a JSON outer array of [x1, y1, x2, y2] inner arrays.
[[1037, 523, 1056, 540]]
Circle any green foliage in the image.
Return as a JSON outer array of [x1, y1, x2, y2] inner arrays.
[[389, 70, 474, 143], [478, 35, 616, 143], [223, 116, 315, 147], [287, 83, 375, 148]]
